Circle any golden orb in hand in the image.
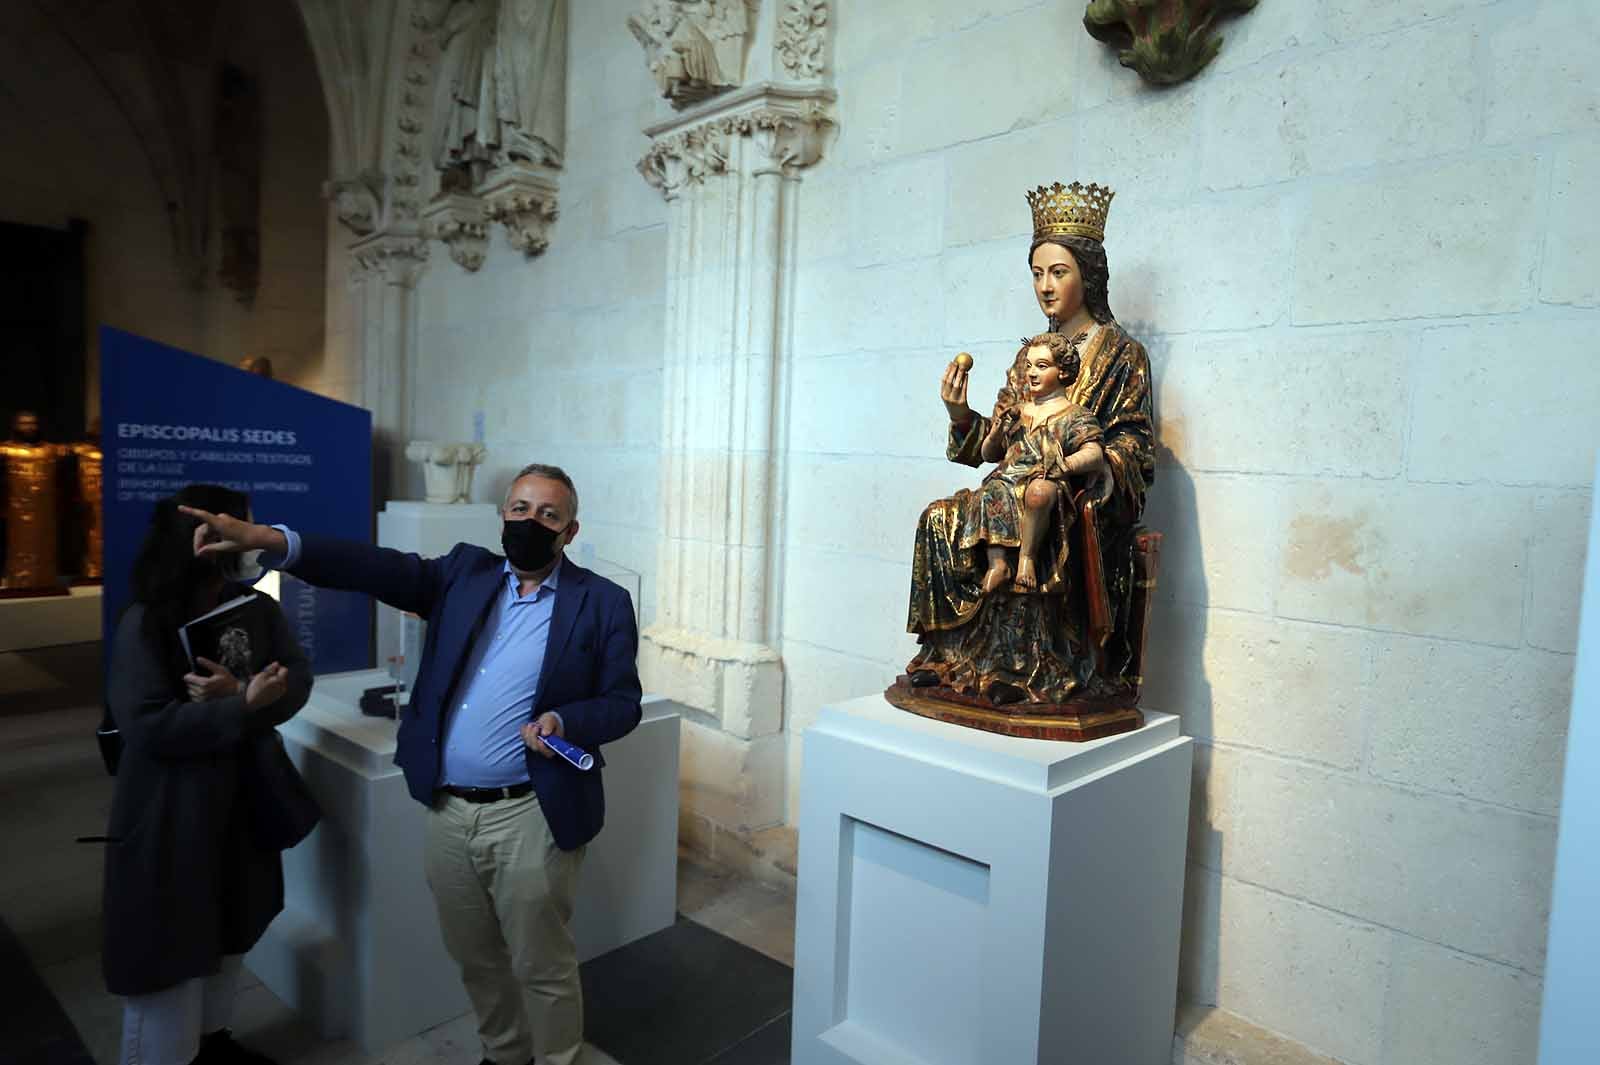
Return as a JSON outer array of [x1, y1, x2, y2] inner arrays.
[[953, 352, 973, 371]]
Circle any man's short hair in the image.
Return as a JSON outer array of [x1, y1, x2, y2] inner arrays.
[[504, 462, 580, 517]]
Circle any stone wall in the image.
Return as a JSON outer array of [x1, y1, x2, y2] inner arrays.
[[401, 0, 667, 612], [373, 2, 1596, 1061], [0, 2, 329, 410], [778, 3, 1595, 1064]]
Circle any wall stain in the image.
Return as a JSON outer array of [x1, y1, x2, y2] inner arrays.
[[1286, 512, 1368, 580], [1156, 413, 1185, 466]]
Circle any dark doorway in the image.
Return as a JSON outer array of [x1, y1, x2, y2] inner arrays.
[[0, 219, 88, 440]]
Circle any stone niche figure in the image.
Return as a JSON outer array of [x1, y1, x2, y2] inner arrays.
[[406, 441, 488, 504], [627, 0, 750, 108], [427, 0, 568, 186], [888, 182, 1162, 741], [1, 412, 68, 596]]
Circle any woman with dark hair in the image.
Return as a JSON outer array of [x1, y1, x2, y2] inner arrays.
[[902, 182, 1159, 721], [103, 484, 312, 1065]]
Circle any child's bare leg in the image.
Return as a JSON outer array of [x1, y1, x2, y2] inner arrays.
[[1016, 479, 1058, 590], [982, 546, 1012, 594]]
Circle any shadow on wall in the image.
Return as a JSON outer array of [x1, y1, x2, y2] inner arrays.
[[1125, 319, 1220, 1011]]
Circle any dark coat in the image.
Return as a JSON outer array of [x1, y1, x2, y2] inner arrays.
[[101, 591, 312, 996], [288, 535, 643, 850]]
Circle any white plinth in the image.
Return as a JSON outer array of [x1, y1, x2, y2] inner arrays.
[[792, 695, 1192, 1065], [248, 670, 681, 1052], [0, 585, 102, 652], [375, 502, 501, 688], [376, 500, 503, 556]]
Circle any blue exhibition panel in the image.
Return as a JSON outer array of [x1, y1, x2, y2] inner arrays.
[[99, 327, 372, 674]]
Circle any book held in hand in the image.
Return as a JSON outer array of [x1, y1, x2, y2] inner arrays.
[[178, 592, 272, 679]]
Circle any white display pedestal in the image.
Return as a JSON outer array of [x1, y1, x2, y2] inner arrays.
[[792, 695, 1192, 1065], [248, 670, 681, 1052], [0, 585, 101, 652], [375, 502, 501, 688], [376, 500, 503, 555]]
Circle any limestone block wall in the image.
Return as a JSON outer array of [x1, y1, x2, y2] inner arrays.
[[0, 2, 330, 409], [776, 2, 1598, 1063], [403, 0, 667, 621], [379, 0, 1592, 1057]]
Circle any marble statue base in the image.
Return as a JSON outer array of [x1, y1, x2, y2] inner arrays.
[[247, 670, 681, 1052], [791, 694, 1192, 1065]]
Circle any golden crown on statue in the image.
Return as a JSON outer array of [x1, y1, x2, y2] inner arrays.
[[1026, 181, 1115, 243]]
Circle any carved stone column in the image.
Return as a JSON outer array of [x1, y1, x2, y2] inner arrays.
[[636, 46, 833, 847], [349, 231, 428, 501]]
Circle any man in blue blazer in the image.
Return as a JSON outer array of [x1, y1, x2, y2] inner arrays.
[[185, 463, 641, 1065]]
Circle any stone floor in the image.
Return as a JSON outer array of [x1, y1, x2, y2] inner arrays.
[[0, 642, 797, 1065]]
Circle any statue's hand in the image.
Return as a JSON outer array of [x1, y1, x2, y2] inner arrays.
[[940, 360, 973, 423], [988, 401, 1021, 441], [1088, 454, 1114, 505]]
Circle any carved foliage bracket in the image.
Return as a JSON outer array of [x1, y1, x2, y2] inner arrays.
[[1083, 0, 1258, 86], [638, 88, 834, 199]]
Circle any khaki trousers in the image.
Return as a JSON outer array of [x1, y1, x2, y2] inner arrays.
[[424, 791, 586, 1065]]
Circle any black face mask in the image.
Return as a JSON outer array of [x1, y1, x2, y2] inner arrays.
[[502, 517, 569, 572]]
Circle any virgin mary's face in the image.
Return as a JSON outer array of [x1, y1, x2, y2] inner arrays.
[[1030, 243, 1083, 321]]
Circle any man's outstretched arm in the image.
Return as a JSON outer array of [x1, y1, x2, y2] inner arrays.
[[181, 505, 453, 619]]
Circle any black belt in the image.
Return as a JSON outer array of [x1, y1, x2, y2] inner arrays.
[[439, 781, 534, 804]]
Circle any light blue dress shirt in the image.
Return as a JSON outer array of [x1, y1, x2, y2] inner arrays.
[[438, 559, 560, 787], [265, 526, 561, 788]]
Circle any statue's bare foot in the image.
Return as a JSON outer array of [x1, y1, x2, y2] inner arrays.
[[982, 558, 1012, 595], [1014, 556, 1038, 591]]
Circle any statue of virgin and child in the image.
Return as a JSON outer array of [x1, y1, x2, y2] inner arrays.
[[887, 182, 1162, 740]]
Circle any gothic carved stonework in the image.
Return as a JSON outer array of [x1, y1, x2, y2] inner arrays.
[[326, 174, 384, 236], [391, 12, 434, 226], [411, 0, 566, 263], [304, 0, 569, 263], [406, 441, 486, 503], [1083, 0, 1257, 86], [300, 0, 435, 238], [350, 231, 430, 287], [422, 193, 490, 271], [628, 0, 752, 109], [630, 7, 834, 848], [774, 0, 827, 80], [423, 0, 567, 179], [638, 87, 833, 198], [478, 165, 560, 257]]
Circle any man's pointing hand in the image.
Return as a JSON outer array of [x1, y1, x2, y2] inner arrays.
[[177, 505, 287, 558]]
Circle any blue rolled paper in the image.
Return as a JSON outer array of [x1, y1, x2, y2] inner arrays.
[[541, 733, 594, 771]]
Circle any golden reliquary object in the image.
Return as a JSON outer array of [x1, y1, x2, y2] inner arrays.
[[70, 434, 104, 581], [1, 412, 67, 596]]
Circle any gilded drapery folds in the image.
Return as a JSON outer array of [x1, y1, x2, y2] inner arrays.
[[909, 406, 1107, 702]]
